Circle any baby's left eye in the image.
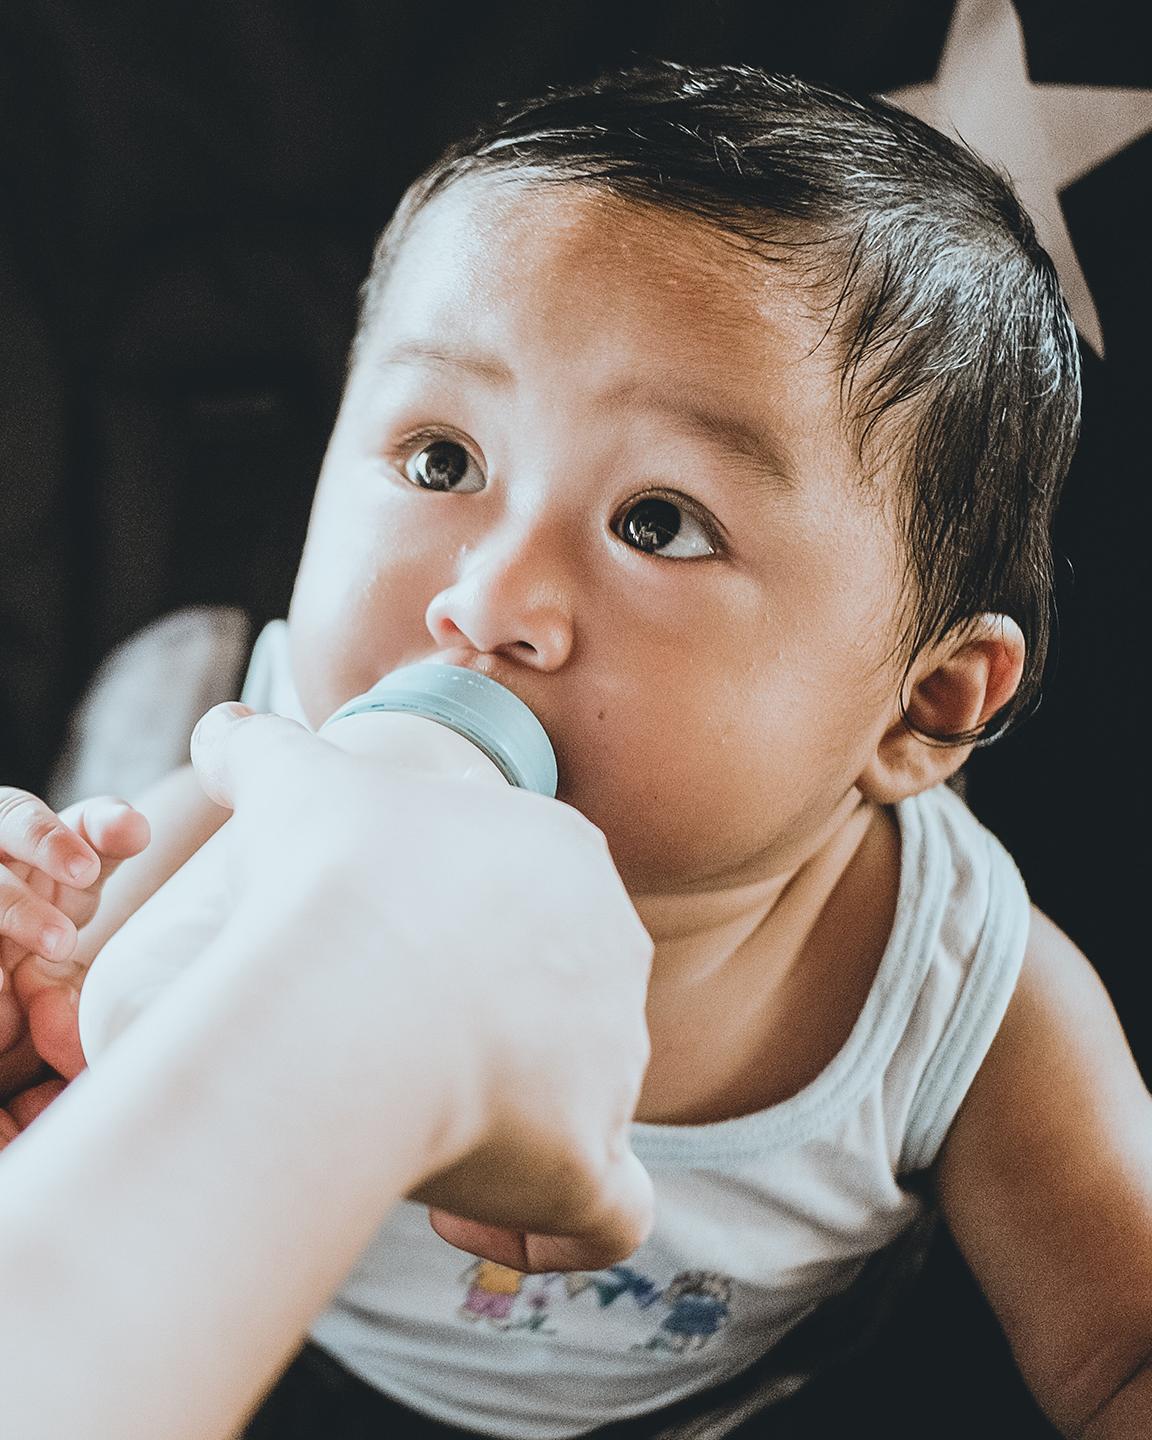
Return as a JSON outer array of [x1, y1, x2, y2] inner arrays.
[[613, 496, 716, 559]]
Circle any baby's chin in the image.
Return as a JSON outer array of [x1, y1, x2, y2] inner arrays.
[[556, 783, 720, 896]]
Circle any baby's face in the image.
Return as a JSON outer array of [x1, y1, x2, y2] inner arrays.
[[288, 178, 908, 890]]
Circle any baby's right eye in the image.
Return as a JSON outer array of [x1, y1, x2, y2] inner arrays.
[[403, 439, 485, 493]]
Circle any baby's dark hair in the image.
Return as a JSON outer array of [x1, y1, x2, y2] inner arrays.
[[358, 61, 1081, 742]]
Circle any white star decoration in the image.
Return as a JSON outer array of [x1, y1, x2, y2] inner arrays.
[[886, 0, 1152, 357]]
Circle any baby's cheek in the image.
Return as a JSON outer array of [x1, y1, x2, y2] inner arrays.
[[287, 625, 352, 728]]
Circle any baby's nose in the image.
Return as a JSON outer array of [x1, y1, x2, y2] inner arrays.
[[424, 541, 575, 672]]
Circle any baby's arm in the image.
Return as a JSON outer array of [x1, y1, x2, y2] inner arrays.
[[937, 908, 1152, 1438]]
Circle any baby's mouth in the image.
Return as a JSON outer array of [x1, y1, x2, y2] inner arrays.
[[415, 649, 565, 790], [420, 648, 534, 708], [426, 646, 501, 678]]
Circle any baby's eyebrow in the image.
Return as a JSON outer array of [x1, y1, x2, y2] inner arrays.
[[603, 379, 795, 490], [373, 342, 793, 488], [373, 342, 511, 385]]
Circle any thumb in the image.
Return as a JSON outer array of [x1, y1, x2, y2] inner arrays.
[[190, 703, 320, 809]]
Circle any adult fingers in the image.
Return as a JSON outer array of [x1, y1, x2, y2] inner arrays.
[[520, 1149, 655, 1273], [427, 1150, 654, 1274], [426, 1214, 538, 1271], [189, 703, 325, 809]]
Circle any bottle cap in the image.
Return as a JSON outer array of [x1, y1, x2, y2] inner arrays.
[[322, 664, 557, 797]]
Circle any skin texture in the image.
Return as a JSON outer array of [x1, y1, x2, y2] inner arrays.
[[0, 705, 654, 1440], [937, 909, 1152, 1436], [3, 177, 1150, 1434], [284, 176, 1026, 1130], [279, 178, 1152, 1431], [287, 179, 913, 895], [0, 772, 222, 1131]]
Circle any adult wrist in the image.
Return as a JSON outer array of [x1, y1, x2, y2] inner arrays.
[[222, 876, 493, 1183]]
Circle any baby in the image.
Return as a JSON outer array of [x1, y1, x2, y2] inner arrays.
[[4, 60, 1150, 1440]]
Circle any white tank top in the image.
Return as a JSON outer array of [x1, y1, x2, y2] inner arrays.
[[242, 621, 1030, 1440]]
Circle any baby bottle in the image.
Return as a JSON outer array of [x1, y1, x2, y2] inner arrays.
[[78, 663, 557, 1062]]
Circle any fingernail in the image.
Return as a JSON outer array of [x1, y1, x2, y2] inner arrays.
[[68, 855, 97, 881], [204, 702, 252, 724], [40, 926, 71, 960], [192, 702, 252, 750]]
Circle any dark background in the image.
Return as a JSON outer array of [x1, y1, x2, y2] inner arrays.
[[1, 3, 1148, 1435]]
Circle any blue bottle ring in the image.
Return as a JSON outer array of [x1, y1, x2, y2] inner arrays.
[[322, 664, 558, 798]]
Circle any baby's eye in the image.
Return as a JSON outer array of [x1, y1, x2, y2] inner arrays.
[[613, 495, 716, 559], [403, 439, 485, 493]]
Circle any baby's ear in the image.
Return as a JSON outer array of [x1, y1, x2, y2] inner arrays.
[[858, 615, 1026, 805]]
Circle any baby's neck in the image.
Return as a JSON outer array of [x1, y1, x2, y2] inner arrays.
[[634, 793, 877, 986], [630, 795, 898, 1125]]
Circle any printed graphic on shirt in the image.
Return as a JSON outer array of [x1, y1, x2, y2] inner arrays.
[[566, 1264, 663, 1311], [634, 1271, 733, 1352], [458, 1261, 526, 1326], [454, 1260, 734, 1351]]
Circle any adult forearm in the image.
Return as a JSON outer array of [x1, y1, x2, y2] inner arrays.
[[0, 894, 476, 1440]]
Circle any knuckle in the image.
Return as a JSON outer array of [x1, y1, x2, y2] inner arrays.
[[0, 793, 59, 858], [25, 816, 61, 861], [0, 789, 37, 829], [0, 887, 34, 939]]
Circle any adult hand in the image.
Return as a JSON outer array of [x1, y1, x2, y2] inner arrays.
[[0, 703, 654, 1440], [191, 702, 655, 1272]]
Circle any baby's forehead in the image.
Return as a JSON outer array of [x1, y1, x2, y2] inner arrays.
[[355, 180, 911, 545], [375, 176, 840, 387], [364, 179, 907, 505]]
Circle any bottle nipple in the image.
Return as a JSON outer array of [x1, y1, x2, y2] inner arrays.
[[322, 663, 557, 797]]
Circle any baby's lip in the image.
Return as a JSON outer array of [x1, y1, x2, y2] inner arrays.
[[426, 647, 510, 685], [431, 646, 489, 670]]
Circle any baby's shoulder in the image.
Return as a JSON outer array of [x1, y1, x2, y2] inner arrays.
[[939, 903, 1146, 1173], [982, 905, 1129, 1079]]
